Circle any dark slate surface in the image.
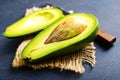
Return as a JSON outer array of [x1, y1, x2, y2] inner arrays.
[[0, 0, 120, 80]]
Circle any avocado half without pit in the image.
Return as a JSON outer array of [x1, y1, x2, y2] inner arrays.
[[21, 13, 99, 63], [3, 8, 63, 37]]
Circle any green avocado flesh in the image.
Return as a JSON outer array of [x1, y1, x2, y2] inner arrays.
[[3, 8, 63, 37], [21, 13, 99, 63]]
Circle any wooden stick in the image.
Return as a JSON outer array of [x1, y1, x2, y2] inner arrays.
[[97, 29, 116, 44]]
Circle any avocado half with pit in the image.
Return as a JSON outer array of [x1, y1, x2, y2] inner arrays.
[[21, 13, 99, 63], [3, 8, 63, 37]]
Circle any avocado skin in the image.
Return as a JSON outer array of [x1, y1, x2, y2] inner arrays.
[[3, 8, 63, 38], [21, 13, 99, 63]]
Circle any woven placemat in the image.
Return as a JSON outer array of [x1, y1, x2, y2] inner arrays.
[[12, 6, 96, 74]]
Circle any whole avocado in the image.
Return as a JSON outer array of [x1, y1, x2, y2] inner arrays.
[[21, 13, 99, 63]]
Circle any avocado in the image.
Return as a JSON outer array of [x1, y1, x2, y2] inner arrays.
[[21, 13, 99, 63], [3, 8, 63, 37]]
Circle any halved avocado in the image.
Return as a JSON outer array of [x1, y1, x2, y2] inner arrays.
[[3, 8, 63, 37], [21, 13, 99, 63]]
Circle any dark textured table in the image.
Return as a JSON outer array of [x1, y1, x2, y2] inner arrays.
[[0, 0, 120, 80]]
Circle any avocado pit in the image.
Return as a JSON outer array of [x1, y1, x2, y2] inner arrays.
[[45, 17, 87, 44]]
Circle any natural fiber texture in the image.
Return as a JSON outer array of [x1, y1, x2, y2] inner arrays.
[[12, 6, 96, 74]]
